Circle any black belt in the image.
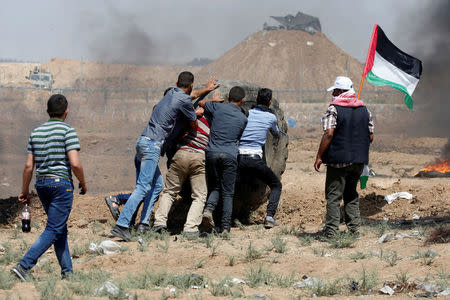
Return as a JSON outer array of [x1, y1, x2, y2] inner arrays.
[[238, 154, 261, 159]]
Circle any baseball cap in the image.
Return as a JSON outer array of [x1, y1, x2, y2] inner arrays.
[[327, 76, 353, 92]]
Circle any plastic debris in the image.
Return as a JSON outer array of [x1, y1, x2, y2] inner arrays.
[[232, 278, 246, 285], [412, 214, 421, 220], [94, 281, 129, 298], [306, 41, 314, 46], [324, 253, 332, 257], [287, 118, 297, 128], [253, 293, 267, 298], [384, 192, 413, 204], [411, 230, 420, 236], [169, 287, 176, 294], [377, 233, 394, 244], [440, 288, 450, 296], [380, 285, 395, 295], [89, 240, 121, 255]]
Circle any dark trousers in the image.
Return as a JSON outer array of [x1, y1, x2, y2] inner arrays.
[[324, 163, 363, 234], [238, 154, 282, 217], [204, 151, 238, 231]]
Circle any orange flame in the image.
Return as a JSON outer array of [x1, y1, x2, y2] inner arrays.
[[420, 160, 449, 173]]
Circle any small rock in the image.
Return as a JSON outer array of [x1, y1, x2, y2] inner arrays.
[[191, 285, 200, 289], [253, 293, 266, 299], [306, 41, 314, 46], [415, 291, 437, 298], [417, 283, 441, 293], [1, 183, 10, 187], [412, 214, 420, 220], [383, 217, 389, 221], [90, 140, 99, 145], [137, 237, 144, 245], [0, 245, 5, 253], [94, 281, 128, 298], [293, 277, 320, 289], [380, 285, 395, 295], [38, 257, 50, 265], [395, 233, 412, 239], [377, 233, 394, 244], [169, 287, 176, 294], [232, 278, 246, 285], [76, 218, 89, 228]]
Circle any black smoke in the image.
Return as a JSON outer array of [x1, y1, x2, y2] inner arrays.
[[404, 0, 450, 137]]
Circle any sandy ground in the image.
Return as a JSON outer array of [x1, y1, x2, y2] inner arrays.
[[0, 136, 448, 299]]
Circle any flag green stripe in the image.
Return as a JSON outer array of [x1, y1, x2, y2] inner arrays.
[[366, 70, 413, 109]]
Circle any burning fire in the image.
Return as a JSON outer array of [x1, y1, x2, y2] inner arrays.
[[419, 159, 449, 173]]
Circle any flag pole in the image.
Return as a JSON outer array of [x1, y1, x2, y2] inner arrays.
[[356, 76, 365, 100], [358, 24, 378, 100]]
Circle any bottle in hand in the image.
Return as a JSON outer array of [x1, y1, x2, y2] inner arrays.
[[21, 204, 31, 232]]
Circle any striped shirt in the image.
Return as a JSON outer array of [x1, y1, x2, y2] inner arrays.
[[179, 116, 210, 153], [27, 118, 80, 181]]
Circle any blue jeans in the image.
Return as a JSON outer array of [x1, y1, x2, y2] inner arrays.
[[116, 136, 163, 228], [20, 177, 73, 275], [115, 155, 163, 223]]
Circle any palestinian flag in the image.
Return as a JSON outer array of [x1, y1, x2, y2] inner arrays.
[[362, 25, 422, 109]]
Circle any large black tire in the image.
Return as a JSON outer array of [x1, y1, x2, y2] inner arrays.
[[166, 80, 289, 229]]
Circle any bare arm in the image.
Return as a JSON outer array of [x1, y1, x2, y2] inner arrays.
[[198, 92, 223, 108], [68, 149, 87, 194], [190, 77, 220, 100], [314, 129, 334, 172], [18, 154, 34, 203]]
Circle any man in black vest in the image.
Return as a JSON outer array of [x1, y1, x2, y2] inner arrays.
[[314, 76, 374, 238]]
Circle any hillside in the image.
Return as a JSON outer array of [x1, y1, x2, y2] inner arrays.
[[198, 30, 369, 90]]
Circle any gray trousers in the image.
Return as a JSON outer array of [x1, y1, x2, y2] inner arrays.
[[324, 163, 363, 234]]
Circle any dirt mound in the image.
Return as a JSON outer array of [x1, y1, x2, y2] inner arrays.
[[198, 30, 372, 90]]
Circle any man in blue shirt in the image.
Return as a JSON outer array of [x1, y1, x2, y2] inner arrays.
[[111, 71, 199, 241], [200, 86, 248, 233], [237, 88, 282, 229]]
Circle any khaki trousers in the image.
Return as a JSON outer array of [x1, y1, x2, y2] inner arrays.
[[154, 149, 207, 232]]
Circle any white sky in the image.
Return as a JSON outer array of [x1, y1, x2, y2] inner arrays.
[[0, 0, 429, 64]]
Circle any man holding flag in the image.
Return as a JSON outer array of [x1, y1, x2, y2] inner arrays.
[[314, 76, 374, 238]]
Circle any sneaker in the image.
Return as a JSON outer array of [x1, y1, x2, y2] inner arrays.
[[201, 210, 215, 229], [137, 223, 150, 234], [110, 225, 131, 241], [264, 216, 279, 229], [105, 196, 120, 220], [11, 263, 32, 282], [152, 225, 167, 234]]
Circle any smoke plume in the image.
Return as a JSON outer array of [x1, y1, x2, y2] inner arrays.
[[403, 0, 450, 137], [83, 4, 192, 65]]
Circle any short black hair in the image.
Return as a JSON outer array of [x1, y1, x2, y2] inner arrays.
[[177, 71, 194, 88], [229, 86, 245, 103], [256, 88, 272, 106], [47, 94, 68, 117]]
